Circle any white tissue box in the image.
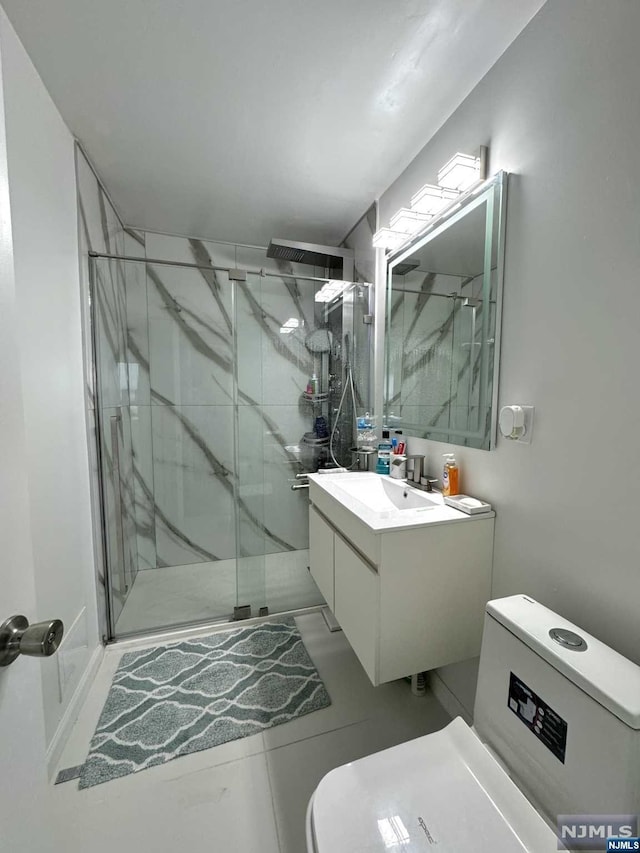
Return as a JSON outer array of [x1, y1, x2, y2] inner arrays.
[[444, 494, 492, 514]]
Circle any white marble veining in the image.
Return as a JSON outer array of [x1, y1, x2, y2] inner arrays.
[[151, 403, 236, 565], [147, 262, 233, 407], [130, 405, 156, 570], [76, 146, 130, 636]]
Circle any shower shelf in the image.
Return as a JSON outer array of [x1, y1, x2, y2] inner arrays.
[[302, 392, 329, 403], [302, 433, 329, 447]]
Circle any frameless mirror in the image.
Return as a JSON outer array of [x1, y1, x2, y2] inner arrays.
[[385, 171, 507, 450]]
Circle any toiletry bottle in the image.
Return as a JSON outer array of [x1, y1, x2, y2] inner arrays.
[[357, 412, 376, 450], [442, 453, 460, 496], [376, 429, 393, 475], [311, 373, 319, 394]]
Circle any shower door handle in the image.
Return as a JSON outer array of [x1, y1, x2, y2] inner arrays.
[[110, 411, 129, 593]]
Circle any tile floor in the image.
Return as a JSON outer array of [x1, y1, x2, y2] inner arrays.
[[50, 612, 451, 853], [116, 549, 324, 634]]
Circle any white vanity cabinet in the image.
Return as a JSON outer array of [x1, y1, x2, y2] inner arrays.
[[308, 505, 335, 610], [308, 474, 495, 686]]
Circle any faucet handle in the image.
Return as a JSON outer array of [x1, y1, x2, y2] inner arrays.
[[420, 477, 439, 493]]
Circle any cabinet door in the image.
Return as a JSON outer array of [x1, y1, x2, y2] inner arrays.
[[309, 506, 335, 610], [334, 534, 379, 684]]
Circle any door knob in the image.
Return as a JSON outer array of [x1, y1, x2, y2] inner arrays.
[[0, 615, 64, 667]]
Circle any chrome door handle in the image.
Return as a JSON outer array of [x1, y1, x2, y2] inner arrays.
[[0, 615, 64, 667]]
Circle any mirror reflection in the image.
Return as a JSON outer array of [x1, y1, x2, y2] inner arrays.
[[385, 172, 506, 450]]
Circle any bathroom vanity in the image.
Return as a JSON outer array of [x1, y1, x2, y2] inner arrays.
[[307, 472, 494, 685]]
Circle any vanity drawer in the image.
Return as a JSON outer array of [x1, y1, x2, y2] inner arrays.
[[334, 534, 378, 684], [309, 506, 335, 610]]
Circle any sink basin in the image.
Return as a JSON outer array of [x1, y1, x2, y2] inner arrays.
[[332, 475, 438, 514], [308, 471, 492, 533]]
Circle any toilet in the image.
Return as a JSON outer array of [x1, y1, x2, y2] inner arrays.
[[306, 594, 640, 852]]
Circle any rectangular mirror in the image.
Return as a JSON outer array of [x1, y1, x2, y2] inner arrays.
[[385, 171, 507, 450]]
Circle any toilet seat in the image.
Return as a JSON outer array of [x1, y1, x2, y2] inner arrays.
[[307, 717, 557, 852]]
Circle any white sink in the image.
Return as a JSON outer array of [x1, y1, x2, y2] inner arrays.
[[308, 472, 493, 533], [332, 474, 438, 513]]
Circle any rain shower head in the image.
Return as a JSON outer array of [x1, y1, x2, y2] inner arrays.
[[267, 238, 354, 279]]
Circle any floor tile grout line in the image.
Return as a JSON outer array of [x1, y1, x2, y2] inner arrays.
[[262, 717, 370, 756], [263, 745, 285, 853], [55, 715, 374, 788]]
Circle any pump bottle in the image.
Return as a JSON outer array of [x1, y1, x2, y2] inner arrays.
[[442, 453, 460, 497]]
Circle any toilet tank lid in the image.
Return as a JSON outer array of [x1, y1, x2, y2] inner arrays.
[[486, 595, 640, 730]]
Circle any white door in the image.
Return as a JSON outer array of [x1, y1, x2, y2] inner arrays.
[[0, 96, 53, 847]]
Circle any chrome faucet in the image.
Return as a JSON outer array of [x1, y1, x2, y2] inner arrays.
[[404, 455, 439, 492], [404, 455, 425, 485]]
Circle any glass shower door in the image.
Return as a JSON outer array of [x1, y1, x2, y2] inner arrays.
[[234, 271, 324, 617], [92, 255, 365, 638], [92, 256, 265, 637]]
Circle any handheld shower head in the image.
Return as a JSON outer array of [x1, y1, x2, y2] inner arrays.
[[305, 328, 333, 353], [344, 332, 351, 369]]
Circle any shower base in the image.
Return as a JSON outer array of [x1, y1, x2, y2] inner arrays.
[[114, 549, 322, 636]]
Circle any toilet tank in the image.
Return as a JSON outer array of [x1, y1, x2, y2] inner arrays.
[[473, 595, 640, 822]]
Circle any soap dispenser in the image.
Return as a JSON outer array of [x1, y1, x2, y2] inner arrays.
[[442, 453, 460, 497]]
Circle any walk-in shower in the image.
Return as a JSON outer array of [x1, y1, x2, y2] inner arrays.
[[89, 246, 370, 639]]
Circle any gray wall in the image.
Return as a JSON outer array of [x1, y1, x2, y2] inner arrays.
[[376, 0, 640, 714]]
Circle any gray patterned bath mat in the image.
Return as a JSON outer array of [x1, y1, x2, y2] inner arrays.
[[78, 617, 330, 788]]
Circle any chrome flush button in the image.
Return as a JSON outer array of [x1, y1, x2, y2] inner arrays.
[[549, 628, 588, 651]]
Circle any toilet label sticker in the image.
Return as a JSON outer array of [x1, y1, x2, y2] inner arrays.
[[508, 672, 568, 763]]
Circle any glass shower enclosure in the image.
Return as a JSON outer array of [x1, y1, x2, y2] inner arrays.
[[90, 252, 370, 639]]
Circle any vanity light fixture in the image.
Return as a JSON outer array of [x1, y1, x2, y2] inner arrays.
[[372, 227, 410, 251], [410, 183, 460, 215], [315, 279, 350, 303], [389, 208, 432, 235], [373, 146, 489, 253], [437, 152, 482, 191]]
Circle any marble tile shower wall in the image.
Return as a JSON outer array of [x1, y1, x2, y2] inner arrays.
[[133, 233, 327, 570], [75, 146, 145, 631], [89, 227, 337, 581]]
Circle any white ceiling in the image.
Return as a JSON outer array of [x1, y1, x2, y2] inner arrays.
[[1, 0, 545, 246]]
